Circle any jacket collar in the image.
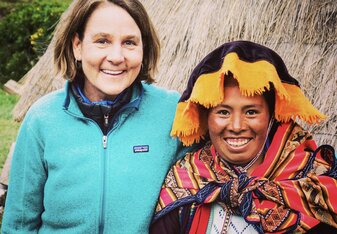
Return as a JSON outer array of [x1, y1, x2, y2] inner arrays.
[[62, 81, 144, 119]]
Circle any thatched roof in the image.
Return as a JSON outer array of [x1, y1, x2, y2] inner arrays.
[[13, 0, 337, 148]]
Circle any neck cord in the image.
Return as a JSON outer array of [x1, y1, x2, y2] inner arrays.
[[237, 117, 274, 172]]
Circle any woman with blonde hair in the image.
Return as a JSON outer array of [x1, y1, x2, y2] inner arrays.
[[2, 0, 183, 233], [151, 41, 337, 233]]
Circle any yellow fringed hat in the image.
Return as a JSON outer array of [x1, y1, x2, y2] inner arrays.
[[171, 41, 327, 146]]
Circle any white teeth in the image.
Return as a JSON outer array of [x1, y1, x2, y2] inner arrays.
[[102, 70, 124, 75], [226, 138, 250, 147]]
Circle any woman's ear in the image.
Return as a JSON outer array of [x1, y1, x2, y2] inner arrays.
[[72, 33, 82, 61]]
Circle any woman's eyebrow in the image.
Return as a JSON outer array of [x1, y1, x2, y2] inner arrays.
[[216, 104, 262, 108], [123, 34, 141, 42], [91, 32, 110, 39], [216, 104, 232, 109], [90, 33, 141, 41], [243, 104, 264, 109]]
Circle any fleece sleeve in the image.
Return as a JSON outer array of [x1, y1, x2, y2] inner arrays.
[[2, 115, 47, 233]]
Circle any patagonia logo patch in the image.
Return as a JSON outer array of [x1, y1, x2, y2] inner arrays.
[[133, 145, 149, 153]]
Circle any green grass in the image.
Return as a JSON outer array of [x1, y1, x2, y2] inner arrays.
[[0, 88, 20, 172]]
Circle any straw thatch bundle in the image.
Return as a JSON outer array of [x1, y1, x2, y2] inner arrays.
[[13, 0, 337, 147]]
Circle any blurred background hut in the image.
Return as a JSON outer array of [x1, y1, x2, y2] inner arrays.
[[12, 0, 337, 148]]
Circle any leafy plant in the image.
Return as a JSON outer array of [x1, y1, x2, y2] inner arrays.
[[0, 0, 70, 85]]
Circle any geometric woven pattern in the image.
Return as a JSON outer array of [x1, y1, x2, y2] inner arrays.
[[154, 121, 337, 233]]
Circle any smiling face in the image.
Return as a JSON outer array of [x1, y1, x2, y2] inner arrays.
[[208, 79, 270, 167], [72, 2, 143, 101]]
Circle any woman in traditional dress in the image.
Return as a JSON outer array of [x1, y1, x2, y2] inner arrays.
[[150, 41, 337, 233]]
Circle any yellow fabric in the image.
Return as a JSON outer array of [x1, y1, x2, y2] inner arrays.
[[189, 72, 225, 108], [275, 83, 327, 123], [222, 53, 288, 99], [171, 52, 327, 146], [170, 102, 208, 146]]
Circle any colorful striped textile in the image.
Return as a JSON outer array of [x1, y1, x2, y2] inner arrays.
[[153, 121, 337, 233]]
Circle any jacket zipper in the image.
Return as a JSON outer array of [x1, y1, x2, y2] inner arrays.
[[104, 114, 109, 129], [99, 114, 109, 233], [102, 136, 107, 149], [65, 108, 134, 233]]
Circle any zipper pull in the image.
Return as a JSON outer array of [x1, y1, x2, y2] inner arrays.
[[104, 114, 109, 128], [102, 135, 108, 149]]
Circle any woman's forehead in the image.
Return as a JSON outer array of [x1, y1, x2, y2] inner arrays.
[[222, 85, 268, 105]]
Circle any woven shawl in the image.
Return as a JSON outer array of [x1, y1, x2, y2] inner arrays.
[[154, 122, 337, 233]]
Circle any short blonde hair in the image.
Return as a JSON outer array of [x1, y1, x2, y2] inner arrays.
[[53, 0, 160, 83]]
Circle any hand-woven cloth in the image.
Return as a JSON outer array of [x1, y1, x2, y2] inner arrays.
[[154, 121, 337, 233]]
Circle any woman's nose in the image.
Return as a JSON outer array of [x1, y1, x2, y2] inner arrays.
[[230, 114, 245, 132], [106, 45, 124, 64]]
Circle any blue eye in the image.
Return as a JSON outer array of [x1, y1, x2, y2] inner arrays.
[[124, 40, 136, 46], [96, 38, 109, 44]]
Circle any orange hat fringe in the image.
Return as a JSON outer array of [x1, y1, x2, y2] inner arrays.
[[170, 102, 208, 146], [275, 83, 327, 124]]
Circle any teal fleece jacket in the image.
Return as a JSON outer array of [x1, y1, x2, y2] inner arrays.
[[2, 82, 182, 234]]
